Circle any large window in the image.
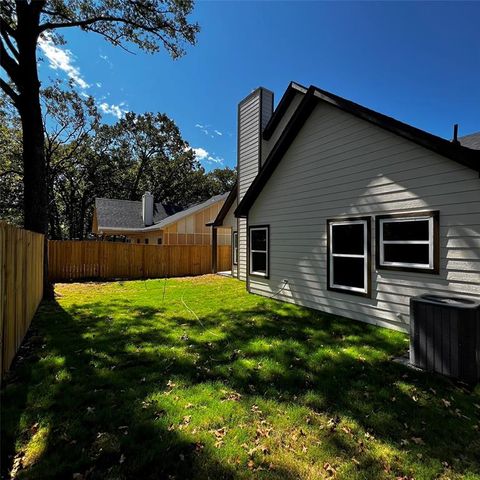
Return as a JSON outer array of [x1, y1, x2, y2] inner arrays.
[[232, 231, 238, 265], [249, 226, 269, 277], [327, 217, 371, 297], [376, 211, 439, 273]]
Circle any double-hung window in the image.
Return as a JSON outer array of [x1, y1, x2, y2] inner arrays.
[[232, 231, 238, 265], [376, 211, 439, 273], [249, 226, 269, 277], [327, 217, 371, 297]]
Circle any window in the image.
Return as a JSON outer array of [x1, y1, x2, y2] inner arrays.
[[136, 239, 140, 244], [249, 226, 269, 277], [232, 231, 238, 265], [376, 211, 439, 273], [157, 238, 162, 245], [327, 217, 371, 297], [144, 238, 149, 244]]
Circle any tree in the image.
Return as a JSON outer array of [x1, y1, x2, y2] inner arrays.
[[0, 0, 199, 235]]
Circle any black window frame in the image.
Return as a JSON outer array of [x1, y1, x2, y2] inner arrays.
[[375, 210, 439, 274], [232, 231, 238, 265], [248, 225, 269, 278], [327, 216, 371, 298]]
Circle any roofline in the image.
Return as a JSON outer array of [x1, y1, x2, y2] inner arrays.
[[263, 82, 308, 140], [236, 84, 480, 217], [98, 194, 228, 233], [144, 193, 228, 231], [211, 185, 237, 227]]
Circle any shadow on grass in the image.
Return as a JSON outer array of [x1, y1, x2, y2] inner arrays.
[[1, 295, 479, 479]]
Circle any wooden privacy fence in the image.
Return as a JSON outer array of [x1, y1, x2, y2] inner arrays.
[[0, 222, 44, 376], [48, 241, 232, 282]]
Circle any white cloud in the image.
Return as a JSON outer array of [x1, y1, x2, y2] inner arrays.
[[38, 33, 90, 90], [214, 130, 223, 136], [95, 82, 102, 88], [191, 147, 208, 160], [99, 102, 128, 119], [195, 123, 210, 136], [189, 147, 224, 165]]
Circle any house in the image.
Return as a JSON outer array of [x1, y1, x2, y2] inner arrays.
[[211, 82, 480, 332], [93, 192, 231, 245]]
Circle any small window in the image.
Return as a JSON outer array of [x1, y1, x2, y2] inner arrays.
[[157, 238, 162, 245], [144, 238, 149, 245], [376, 211, 439, 273], [249, 226, 269, 277], [232, 231, 238, 265], [136, 239, 140, 244], [327, 217, 371, 297]]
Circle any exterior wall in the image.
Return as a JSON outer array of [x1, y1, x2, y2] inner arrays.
[[237, 88, 273, 280], [163, 201, 230, 245], [218, 200, 237, 276], [247, 102, 480, 331]]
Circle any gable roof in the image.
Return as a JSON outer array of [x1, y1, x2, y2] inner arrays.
[[211, 184, 237, 227], [460, 131, 480, 150], [95, 198, 182, 230], [236, 84, 480, 217], [143, 192, 229, 231], [263, 82, 308, 140]]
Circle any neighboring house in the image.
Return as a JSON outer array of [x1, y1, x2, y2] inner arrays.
[[93, 192, 231, 245], [212, 82, 480, 332]]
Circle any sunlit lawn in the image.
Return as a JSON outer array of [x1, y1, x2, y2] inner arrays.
[[2, 275, 480, 479]]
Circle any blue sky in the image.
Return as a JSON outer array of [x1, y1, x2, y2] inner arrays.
[[37, 1, 480, 170]]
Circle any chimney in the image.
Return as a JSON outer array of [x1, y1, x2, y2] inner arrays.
[[452, 124, 460, 145], [142, 192, 154, 226], [237, 87, 274, 201]]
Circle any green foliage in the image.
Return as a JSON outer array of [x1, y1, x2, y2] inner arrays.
[[2, 276, 479, 479], [0, 0, 199, 234], [0, 91, 236, 238], [0, 97, 23, 225]]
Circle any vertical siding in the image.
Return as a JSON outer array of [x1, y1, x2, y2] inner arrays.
[[248, 102, 480, 332]]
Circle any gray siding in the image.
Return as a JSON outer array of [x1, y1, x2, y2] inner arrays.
[[248, 102, 480, 332], [237, 89, 273, 280]]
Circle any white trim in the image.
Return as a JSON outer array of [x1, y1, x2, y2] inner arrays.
[[329, 219, 368, 294], [379, 216, 434, 270], [249, 227, 268, 277]]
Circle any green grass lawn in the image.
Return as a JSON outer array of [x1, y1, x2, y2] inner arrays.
[[2, 275, 479, 480]]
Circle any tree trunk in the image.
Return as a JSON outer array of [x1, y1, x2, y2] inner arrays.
[[16, 2, 54, 299]]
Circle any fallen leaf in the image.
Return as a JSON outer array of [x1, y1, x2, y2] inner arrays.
[[411, 436, 425, 445]]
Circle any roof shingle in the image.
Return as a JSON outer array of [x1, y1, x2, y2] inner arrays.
[[460, 132, 480, 150], [95, 198, 182, 230]]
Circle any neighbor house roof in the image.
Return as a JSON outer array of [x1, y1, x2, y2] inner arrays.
[[460, 132, 480, 150], [95, 198, 182, 230], [236, 84, 480, 217], [142, 192, 229, 231]]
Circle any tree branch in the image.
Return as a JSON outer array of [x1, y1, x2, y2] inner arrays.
[[0, 25, 19, 60], [0, 37, 20, 85], [39, 15, 129, 32], [0, 78, 19, 107]]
